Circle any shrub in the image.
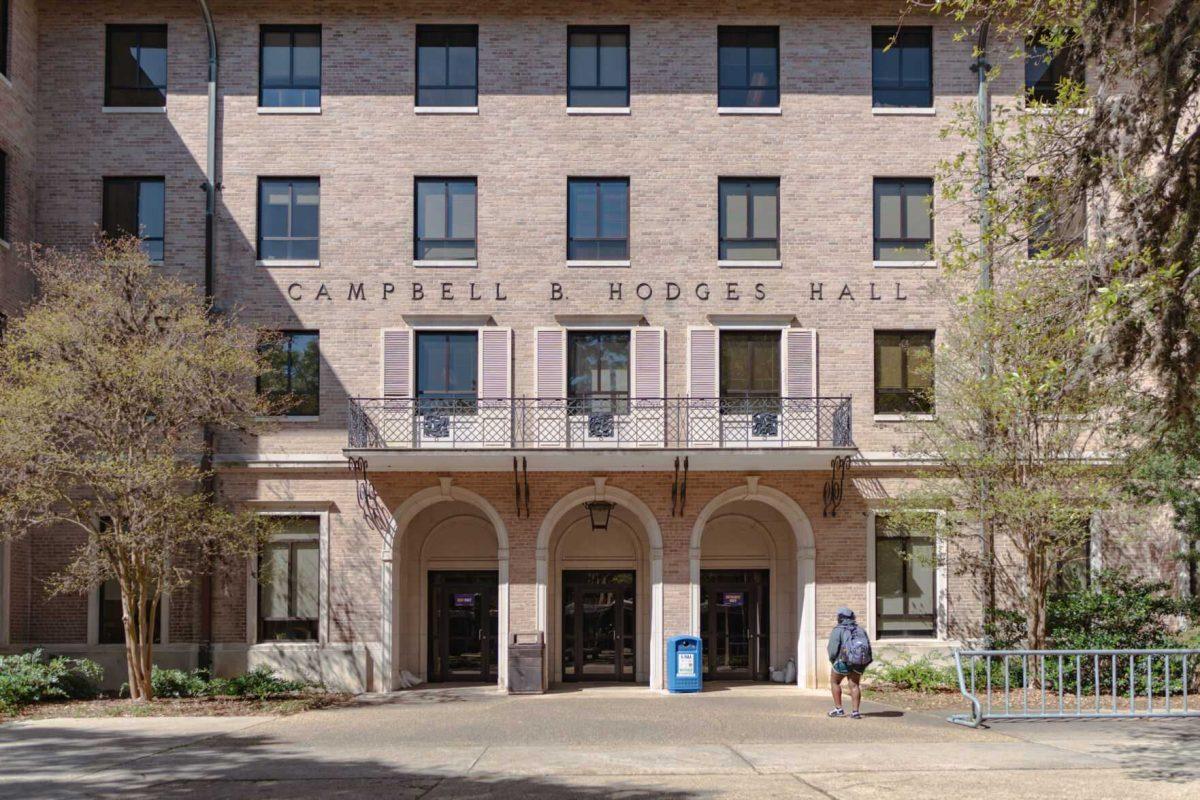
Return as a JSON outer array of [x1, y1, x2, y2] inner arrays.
[[1048, 570, 1187, 651], [150, 668, 212, 699], [217, 666, 309, 699], [871, 655, 957, 692], [0, 650, 103, 713]]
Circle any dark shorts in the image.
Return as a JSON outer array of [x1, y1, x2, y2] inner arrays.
[[832, 660, 865, 676]]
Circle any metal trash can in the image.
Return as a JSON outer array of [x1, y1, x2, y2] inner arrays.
[[667, 635, 702, 693], [507, 632, 545, 694]]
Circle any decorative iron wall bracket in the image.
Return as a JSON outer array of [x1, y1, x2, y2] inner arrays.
[[822, 455, 852, 517], [348, 456, 394, 539], [512, 457, 531, 517], [671, 456, 690, 516]]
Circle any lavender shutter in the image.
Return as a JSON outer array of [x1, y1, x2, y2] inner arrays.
[[632, 327, 665, 399], [687, 327, 719, 399], [784, 328, 818, 399], [479, 328, 512, 399], [534, 327, 566, 400], [382, 329, 412, 397]]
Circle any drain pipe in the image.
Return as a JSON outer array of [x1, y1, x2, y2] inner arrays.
[[970, 20, 996, 641], [197, 0, 219, 672]]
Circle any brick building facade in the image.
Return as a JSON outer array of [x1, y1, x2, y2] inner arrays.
[[0, 1, 1186, 692]]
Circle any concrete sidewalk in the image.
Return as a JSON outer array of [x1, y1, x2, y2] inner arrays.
[[1, 686, 1197, 799]]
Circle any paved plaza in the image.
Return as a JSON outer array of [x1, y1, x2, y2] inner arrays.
[[1, 685, 1197, 799]]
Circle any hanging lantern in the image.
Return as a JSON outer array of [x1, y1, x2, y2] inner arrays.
[[584, 500, 615, 531]]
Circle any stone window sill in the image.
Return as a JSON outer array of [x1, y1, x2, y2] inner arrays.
[[567, 259, 631, 268], [874, 260, 936, 268], [415, 106, 479, 115], [718, 259, 781, 268], [872, 107, 936, 116], [256, 259, 320, 267], [874, 413, 936, 423], [567, 107, 631, 115], [102, 106, 167, 114], [258, 106, 322, 115], [414, 259, 478, 268], [256, 415, 320, 423], [718, 106, 781, 115]]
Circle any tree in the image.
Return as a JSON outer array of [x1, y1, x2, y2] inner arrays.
[[0, 239, 278, 700], [909, 0, 1200, 430]]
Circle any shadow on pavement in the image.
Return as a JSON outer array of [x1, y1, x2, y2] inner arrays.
[[0, 723, 697, 800]]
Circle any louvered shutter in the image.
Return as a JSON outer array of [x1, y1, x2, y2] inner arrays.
[[479, 328, 512, 399], [783, 328, 818, 399], [687, 327, 719, 399], [382, 329, 413, 397], [631, 327, 665, 399], [534, 327, 567, 400]]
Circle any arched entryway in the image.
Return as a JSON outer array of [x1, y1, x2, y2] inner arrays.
[[380, 484, 509, 691], [690, 481, 816, 687], [537, 483, 663, 690]]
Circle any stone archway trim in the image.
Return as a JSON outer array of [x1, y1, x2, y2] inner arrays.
[[379, 483, 510, 692], [536, 484, 664, 691], [688, 483, 817, 688]]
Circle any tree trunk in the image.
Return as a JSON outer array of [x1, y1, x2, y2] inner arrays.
[[121, 580, 156, 702]]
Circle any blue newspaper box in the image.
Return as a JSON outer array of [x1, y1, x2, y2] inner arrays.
[[667, 635, 702, 693]]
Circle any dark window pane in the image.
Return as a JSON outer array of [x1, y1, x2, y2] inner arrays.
[[106, 26, 167, 107], [103, 180, 139, 239], [107, 29, 141, 90], [718, 27, 778, 108], [416, 331, 478, 413], [875, 515, 937, 638], [568, 179, 628, 261], [874, 331, 934, 414], [567, 331, 630, 414], [872, 27, 932, 108], [258, 519, 320, 642], [259, 331, 320, 416], [258, 179, 319, 261], [417, 25, 478, 107], [718, 178, 779, 260], [1025, 32, 1083, 104], [873, 179, 932, 261], [569, 87, 628, 108], [568, 27, 628, 108], [569, 182, 598, 239], [415, 179, 476, 260]]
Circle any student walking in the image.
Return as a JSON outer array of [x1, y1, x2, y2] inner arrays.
[[827, 607, 872, 719]]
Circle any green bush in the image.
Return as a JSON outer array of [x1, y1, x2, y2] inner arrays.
[[0, 650, 103, 713], [1048, 570, 1187, 651], [216, 666, 309, 699], [871, 655, 957, 692], [150, 668, 213, 698]]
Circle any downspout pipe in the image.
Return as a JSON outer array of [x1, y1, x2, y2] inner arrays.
[[197, 0, 219, 671], [970, 20, 996, 642]]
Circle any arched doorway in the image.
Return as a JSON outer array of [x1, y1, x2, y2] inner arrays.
[[690, 482, 816, 687], [537, 483, 663, 690], [381, 485, 509, 691]]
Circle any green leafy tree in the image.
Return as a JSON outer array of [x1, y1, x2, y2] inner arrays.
[[0, 239, 279, 701]]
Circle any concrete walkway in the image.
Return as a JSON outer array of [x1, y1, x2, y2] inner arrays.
[[1, 684, 1197, 799]]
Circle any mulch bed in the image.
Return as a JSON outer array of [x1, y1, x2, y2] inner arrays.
[[1, 692, 356, 723]]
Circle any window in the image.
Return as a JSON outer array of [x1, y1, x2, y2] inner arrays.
[[1, 0, 9, 79], [416, 25, 478, 108], [258, 178, 319, 262], [1025, 32, 1083, 105], [0, 148, 6, 243], [568, 178, 628, 261], [567, 331, 630, 415], [1053, 515, 1093, 594], [568, 26, 629, 108], [258, 516, 320, 642], [98, 578, 161, 644], [415, 331, 478, 415], [102, 177, 165, 263], [719, 178, 779, 261], [874, 178, 932, 261], [872, 26, 932, 108], [415, 178, 476, 261], [1027, 178, 1086, 258], [875, 331, 934, 414], [260, 26, 321, 108], [259, 331, 320, 416], [720, 330, 780, 415], [875, 514, 937, 638], [105, 25, 167, 107], [718, 26, 779, 108]]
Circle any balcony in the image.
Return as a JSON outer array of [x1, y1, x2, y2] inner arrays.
[[345, 396, 854, 472]]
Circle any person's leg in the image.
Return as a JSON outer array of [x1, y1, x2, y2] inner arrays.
[[847, 671, 862, 715], [830, 670, 844, 709]]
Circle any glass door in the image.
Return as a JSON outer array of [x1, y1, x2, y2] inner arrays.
[[428, 571, 499, 682], [700, 569, 769, 681], [562, 570, 636, 682]]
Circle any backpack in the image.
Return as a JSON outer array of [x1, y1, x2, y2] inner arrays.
[[840, 625, 873, 668]]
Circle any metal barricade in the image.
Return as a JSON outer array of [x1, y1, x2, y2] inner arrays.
[[950, 648, 1200, 727]]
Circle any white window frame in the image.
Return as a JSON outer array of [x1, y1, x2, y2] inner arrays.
[[247, 509, 330, 646], [866, 509, 948, 642]]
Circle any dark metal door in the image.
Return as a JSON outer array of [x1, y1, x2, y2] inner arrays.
[[700, 569, 770, 681], [562, 570, 636, 682], [428, 571, 499, 682]]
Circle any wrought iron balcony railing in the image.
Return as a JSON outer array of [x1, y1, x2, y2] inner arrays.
[[347, 396, 853, 450]]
